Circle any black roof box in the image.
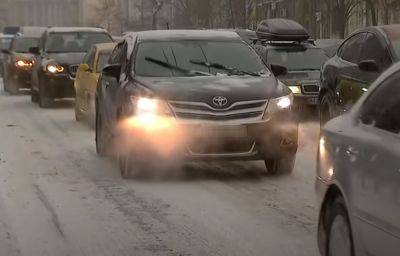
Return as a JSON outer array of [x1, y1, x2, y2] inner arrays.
[[256, 19, 310, 41]]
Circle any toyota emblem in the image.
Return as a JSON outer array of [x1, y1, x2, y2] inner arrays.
[[212, 96, 228, 107]]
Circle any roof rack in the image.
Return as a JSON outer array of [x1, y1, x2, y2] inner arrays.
[[256, 19, 310, 42]]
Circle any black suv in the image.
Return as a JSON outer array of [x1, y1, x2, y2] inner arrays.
[[96, 30, 299, 178], [253, 19, 328, 110], [319, 24, 400, 125], [29, 27, 113, 108], [2, 33, 43, 94]]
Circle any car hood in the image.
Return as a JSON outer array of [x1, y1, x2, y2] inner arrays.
[[277, 70, 321, 86], [44, 52, 86, 65], [135, 75, 288, 106]]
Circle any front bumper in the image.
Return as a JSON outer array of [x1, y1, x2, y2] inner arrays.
[[42, 73, 76, 99], [122, 111, 299, 161], [9, 68, 32, 89]]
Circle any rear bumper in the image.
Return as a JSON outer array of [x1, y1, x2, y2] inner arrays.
[[42, 74, 76, 99], [122, 111, 299, 161]]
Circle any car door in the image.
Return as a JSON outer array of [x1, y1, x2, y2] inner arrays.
[[334, 33, 367, 112], [352, 32, 392, 100], [344, 73, 400, 256], [75, 47, 95, 113], [102, 42, 125, 132]]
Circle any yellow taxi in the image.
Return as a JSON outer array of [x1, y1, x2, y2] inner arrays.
[[74, 43, 116, 127]]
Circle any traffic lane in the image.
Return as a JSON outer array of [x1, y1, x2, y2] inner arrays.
[[0, 88, 319, 256]]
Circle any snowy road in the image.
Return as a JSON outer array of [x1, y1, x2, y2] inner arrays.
[[0, 82, 320, 256]]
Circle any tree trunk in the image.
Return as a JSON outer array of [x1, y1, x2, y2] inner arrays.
[[228, 0, 236, 28], [365, 0, 378, 25]]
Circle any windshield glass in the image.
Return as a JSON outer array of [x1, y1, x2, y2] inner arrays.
[[134, 40, 268, 77], [385, 28, 400, 58], [12, 37, 39, 53], [45, 32, 112, 53], [267, 47, 328, 71], [1, 38, 12, 50], [97, 52, 111, 72]]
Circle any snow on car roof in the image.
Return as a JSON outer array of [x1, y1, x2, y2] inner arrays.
[[127, 30, 241, 42], [46, 27, 109, 34]]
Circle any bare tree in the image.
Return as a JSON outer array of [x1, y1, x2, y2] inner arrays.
[[152, 0, 164, 29], [92, 0, 122, 34]]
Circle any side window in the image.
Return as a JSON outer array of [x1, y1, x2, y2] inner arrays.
[[360, 33, 392, 70], [82, 47, 94, 65], [339, 33, 366, 63], [361, 73, 400, 134], [87, 48, 96, 70]]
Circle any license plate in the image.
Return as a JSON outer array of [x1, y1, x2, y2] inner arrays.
[[198, 125, 248, 138]]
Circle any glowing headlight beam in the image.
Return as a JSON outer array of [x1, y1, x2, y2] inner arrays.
[[276, 96, 292, 109], [46, 64, 64, 74], [288, 86, 301, 94]]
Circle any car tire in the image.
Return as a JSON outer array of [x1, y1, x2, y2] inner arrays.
[[38, 82, 53, 108], [326, 197, 354, 256], [264, 152, 296, 175], [320, 90, 337, 127], [95, 108, 111, 157], [31, 89, 39, 102]]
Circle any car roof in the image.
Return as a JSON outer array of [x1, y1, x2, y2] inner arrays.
[[127, 30, 241, 42], [46, 27, 109, 34], [265, 41, 318, 49], [94, 42, 116, 52]]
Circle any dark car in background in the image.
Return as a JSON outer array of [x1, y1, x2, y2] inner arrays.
[[319, 24, 400, 126], [253, 19, 329, 110], [96, 30, 298, 178], [0, 34, 15, 77], [316, 62, 400, 256], [30, 27, 113, 108], [2, 30, 46, 94]]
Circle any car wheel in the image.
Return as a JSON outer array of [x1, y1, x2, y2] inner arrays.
[[327, 197, 354, 256], [31, 89, 39, 103], [95, 108, 111, 156], [264, 152, 296, 175], [320, 91, 337, 127], [38, 82, 53, 108]]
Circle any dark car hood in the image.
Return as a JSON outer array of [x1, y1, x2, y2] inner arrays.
[[135, 75, 287, 106], [44, 52, 86, 65], [277, 70, 321, 85]]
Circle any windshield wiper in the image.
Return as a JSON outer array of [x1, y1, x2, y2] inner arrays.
[[145, 57, 212, 76], [189, 59, 261, 77]]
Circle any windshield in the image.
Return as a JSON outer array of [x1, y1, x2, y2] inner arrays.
[[45, 32, 112, 53], [267, 47, 328, 71], [1, 38, 12, 50], [96, 52, 111, 72], [12, 37, 39, 53], [134, 40, 268, 77]]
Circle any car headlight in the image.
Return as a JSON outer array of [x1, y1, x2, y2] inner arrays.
[[264, 94, 293, 118], [15, 59, 34, 69], [288, 85, 301, 94], [46, 64, 64, 74], [130, 96, 172, 117]]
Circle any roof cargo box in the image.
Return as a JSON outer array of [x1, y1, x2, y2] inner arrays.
[[256, 19, 310, 41]]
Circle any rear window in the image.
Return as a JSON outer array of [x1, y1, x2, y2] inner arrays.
[[267, 47, 328, 71], [12, 37, 39, 53], [1, 38, 12, 50], [97, 52, 112, 72]]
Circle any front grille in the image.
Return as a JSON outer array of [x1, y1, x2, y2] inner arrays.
[[169, 100, 268, 121], [302, 83, 319, 94], [68, 65, 79, 78], [188, 138, 255, 154]]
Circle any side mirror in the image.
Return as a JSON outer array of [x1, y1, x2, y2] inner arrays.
[[29, 47, 40, 55], [270, 64, 288, 77], [358, 60, 379, 72], [80, 63, 91, 72], [102, 64, 121, 79], [1, 49, 10, 54]]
